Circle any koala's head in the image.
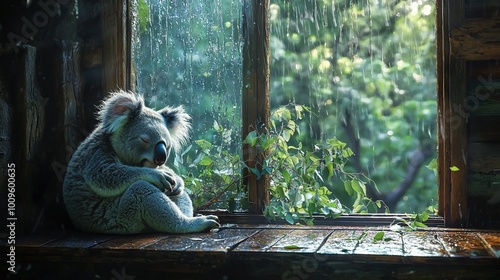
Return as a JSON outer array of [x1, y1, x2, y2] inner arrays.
[[97, 90, 191, 168]]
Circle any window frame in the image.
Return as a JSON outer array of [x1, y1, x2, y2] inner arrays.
[[113, 0, 476, 227]]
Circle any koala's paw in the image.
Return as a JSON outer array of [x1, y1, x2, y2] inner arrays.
[[152, 168, 178, 193], [164, 176, 184, 196], [192, 215, 220, 232]]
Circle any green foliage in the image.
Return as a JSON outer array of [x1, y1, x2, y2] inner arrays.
[[137, 0, 150, 33], [389, 206, 436, 232], [245, 105, 386, 224], [174, 121, 246, 212]]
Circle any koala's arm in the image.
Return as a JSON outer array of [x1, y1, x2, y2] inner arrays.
[[82, 147, 168, 197], [158, 166, 194, 217]]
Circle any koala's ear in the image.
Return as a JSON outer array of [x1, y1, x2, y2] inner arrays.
[[98, 90, 144, 133], [159, 106, 191, 152]]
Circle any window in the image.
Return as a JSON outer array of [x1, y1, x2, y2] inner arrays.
[[128, 0, 460, 226], [132, 0, 244, 210], [268, 0, 437, 214]]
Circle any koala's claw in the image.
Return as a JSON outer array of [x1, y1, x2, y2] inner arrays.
[[194, 215, 220, 231]]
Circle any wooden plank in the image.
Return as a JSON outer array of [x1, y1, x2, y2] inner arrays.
[[232, 229, 289, 252], [468, 143, 500, 173], [44, 233, 113, 249], [468, 117, 500, 143], [185, 228, 259, 252], [92, 233, 166, 249], [478, 232, 500, 258], [402, 231, 447, 258], [451, 19, 500, 60], [15, 233, 114, 263], [143, 232, 214, 252], [14, 233, 66, 247], [438, 231, 491, 258], [353, 231, 404, 257], [267, 229, 331, 253], [317, 229, 362, 255], [467, 60, 500, 80]]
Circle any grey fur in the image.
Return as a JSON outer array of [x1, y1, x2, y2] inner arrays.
[[63, 90, 219, 234]]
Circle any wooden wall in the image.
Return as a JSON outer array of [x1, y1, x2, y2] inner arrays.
[[0, 0, 106, 234], [460, 1, 500, 228]]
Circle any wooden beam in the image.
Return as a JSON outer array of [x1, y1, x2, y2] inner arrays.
[[448, 57, 468, 228], [442, 1, 468, 228], [101, 0, 130, 93], [242, 0, 270, 213], [436, 0, 447, 219]]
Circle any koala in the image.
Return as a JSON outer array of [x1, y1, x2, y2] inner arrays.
[[63, 90, 219, 234]]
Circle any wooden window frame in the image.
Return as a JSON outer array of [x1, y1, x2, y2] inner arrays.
[[108, 0, 484, 227]]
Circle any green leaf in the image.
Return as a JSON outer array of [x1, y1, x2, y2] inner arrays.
[[282, 129, 291, 141], [283, 244, 303, 250], [417, 211, 429, 222], [351, 180, 366, 196], [195, 139, 212, 151], [243, 131, 258, 147], [249, 167, 261, 179], [344, 180, 354, 196], [413, 221, 428, 228], [450, 166, 460, 171], [259, 134, 276, 150], [282, 169, 291, 183], [326, 161, 334, 180], [285, 213, 295, 224], [426, 158, 437, 170], [199, 155, 213, 166], [373, 231, 385, 242]]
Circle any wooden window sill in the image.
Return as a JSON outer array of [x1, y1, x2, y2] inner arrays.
[[4, 223, 499, 279]]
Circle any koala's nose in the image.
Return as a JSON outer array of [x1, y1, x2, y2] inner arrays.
[[154, 142, 167, 166]]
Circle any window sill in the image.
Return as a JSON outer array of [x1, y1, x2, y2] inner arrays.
[[4, 222, 499, 279], [203, 210, 445, 227]]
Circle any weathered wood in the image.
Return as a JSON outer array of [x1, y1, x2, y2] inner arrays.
[[467, 60, 500, 79], [184, 228, 259, 252], [402, 231, 447, 258], [61, 41, 84, 149], [436, 0, 447, 218], [242, 0, 270, 213], [448, 57, 468, 228], [92, 233, 166, 250], [101, 0, 129, 92], [14, 45, 48, 234], [354, 231, 403, 256], [478, 232, 500, 258], [232, 229, 289, 252], [451, 19, 500, 60], [438, 231, 492, 258], [465, 0, 500, 18], [468, 143, 500, 174], [6, 226, 500, 280], [468, 117, 500, 142], [267, 229, 331, 253], [317, 229, 362, 255], [0, 46, 13, 194]]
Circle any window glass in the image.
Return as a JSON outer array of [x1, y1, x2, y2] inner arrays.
[[133, 0, 243, 209], [269, 0, 437, 213]]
